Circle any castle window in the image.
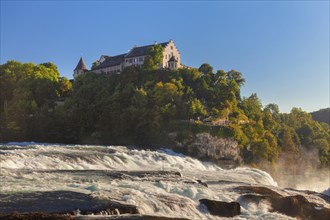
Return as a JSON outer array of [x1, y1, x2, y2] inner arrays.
[[171, 46, 173, 50], [139, 57, 143, 62], [129, 59, 132, 63]]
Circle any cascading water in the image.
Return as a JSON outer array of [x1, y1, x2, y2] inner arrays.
[[0, 143, 329, 219]]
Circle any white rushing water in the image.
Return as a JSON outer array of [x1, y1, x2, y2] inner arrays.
[[0, 143, 328, 219]]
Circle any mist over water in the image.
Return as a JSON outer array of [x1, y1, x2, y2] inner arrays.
[[257, 147, 330, 194], [0, 143, 329, 219], [277, 169, 330, 193]]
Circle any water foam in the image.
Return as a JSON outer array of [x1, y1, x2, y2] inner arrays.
[[0, 143, 286, 219]]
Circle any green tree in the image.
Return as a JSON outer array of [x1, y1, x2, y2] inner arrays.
[[143, 44, 164, 70], [188, 98, 207, 119], [58, 77, 72, 97], [0, 61, 64, 141], [279, 126, 299, 153], [296, 123, 314, 145], [241, 93, 263, 120], [226, 70, 245, 87], [264, 103, 280, 121], [198, 63, 213, 75]]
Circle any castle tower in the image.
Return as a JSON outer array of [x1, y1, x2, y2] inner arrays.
[[168, 56, 178, 69], [73, 57, 88, 79]]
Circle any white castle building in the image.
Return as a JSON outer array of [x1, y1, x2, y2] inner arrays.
[[73, 40, 181, 79]]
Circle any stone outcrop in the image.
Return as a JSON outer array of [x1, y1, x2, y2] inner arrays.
[[174, 133, 241, 165], [93, 201, 139, 216], [0, 191, 139, 216], [75, 215, 189, 220], [0, 212, 73, 220], [237, 186, 330, 220], [236, 186, 283, 198], [199, 199, 241, 217], [0, 213, 190, 220]]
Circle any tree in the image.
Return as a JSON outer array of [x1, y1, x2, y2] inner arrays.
[[226, 70, 245, 87], [296, 123, 314, 145], [91, 61, 99, 70], [188, 98, 207, 119], [264, 103, 280, 121], [241, 93, 263, 120], [143, 44, 164, 70], [198, 63, 213, 75], [58, 77, 72, 97], [279, 127, 299, 153], [0, 61, 64, 141], [313, 138, 330, 166]]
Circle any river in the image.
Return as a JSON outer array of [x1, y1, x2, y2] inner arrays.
[[0, 143, 329, 219]]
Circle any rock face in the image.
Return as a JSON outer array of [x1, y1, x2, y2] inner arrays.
[[199, 199, 241, 217], [272, 195, 330, 220], [0, 191, 139, 216], [0, 212, 73, 220], [75, 215, 189, 220], [175, 133, 241, 165], [237, 186, 330, 220], [236, 186, 282, 198], [99, 201, 139, 215], [0, 213, 190, 220]]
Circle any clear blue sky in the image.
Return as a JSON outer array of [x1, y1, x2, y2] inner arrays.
[[1, 1, 329, 113]]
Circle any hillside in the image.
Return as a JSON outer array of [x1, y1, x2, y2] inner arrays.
[[1, 60, 329, 169], [311, 108, 330, 125]]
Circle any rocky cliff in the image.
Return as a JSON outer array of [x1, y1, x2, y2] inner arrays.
[[172, 133, 241, 167]]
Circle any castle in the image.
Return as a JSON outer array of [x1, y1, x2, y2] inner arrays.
[[74, 40, 181, 79]]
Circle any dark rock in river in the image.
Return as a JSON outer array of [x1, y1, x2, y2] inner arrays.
[[0, 212, 72, 220], [197, 180, 208, 187], [285, 187, 330, 205], [199, 199, 241, 217], [236, 185, 282, 199], [271, 195, 330, 220], [0, 191, 138, 216], [97, 201, 139, 215], [75, 215, 189, 220], [0, 213, 190, 220], [238, 186, 330, 220]]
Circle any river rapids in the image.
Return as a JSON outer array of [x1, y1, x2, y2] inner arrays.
[[0, 143, 329, 219]]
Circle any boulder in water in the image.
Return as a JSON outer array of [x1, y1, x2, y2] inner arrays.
[[271, 195, 330, 220], [102, 200, 139, 215], [0, 212, 72, 220], [239, 193, 330, 220], [235, 186, 282, 199], [197, 180, 208, 187], [199, 199, 241, 217]]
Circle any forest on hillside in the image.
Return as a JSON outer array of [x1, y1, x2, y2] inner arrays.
[[1, 47, 329, 167], [311, 108, 330, 125]]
